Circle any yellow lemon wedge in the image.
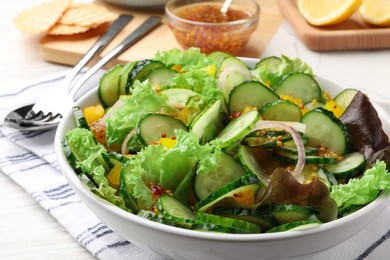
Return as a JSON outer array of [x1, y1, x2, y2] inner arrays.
[[297, 0, 363, 26], [359, 0, 390, 26]]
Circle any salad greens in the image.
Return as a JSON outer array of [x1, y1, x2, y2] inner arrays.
[[63, 48, 390, 234]]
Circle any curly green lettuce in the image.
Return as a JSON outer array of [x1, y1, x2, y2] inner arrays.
[[330, 160, 390, 210]]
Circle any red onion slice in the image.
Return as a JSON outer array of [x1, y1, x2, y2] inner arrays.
[[247, 120, 306, 182], [121, 128, 136, 155]]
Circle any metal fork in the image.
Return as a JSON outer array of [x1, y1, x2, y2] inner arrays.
[[5, 15, 162, 131]]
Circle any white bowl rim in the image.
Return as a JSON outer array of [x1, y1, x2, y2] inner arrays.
[[54, 57, 390, 243]]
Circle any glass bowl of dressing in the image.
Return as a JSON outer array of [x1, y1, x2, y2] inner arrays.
[[165, 0, 260, 54]]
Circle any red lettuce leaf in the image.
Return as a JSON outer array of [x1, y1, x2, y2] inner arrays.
[[340, 91, 390, 165], [261, 169, 338, 222]]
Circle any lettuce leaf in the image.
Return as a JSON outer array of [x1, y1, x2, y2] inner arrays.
[[160, 130, 222, 190], [106, 80, 177, 148], [119, 130, 223, 209], [153, 47, 210, 71], [65, 128, 127, 210], [330, 161, 390, 209], [252, 55, 314, 88], [120, 145, 165, 210]]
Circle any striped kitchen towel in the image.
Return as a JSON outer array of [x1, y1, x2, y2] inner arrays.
[[0, 70, 390, 260], [0, 70, 163, 260]]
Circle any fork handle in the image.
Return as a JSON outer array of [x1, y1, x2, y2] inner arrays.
[[63, 14, 133, 92], [68, 16, 162, 99]]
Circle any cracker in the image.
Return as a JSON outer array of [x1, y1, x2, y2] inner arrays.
[[59, 4, 118, 28], [47, 23, 90, 35], [14, 0, 73, 34]]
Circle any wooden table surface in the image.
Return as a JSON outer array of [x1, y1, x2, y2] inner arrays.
[[0, 1, 282, 259]]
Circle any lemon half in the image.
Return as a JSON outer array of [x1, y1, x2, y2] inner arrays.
[[297, 0, 363, 26], [359, 0, 390, 26]]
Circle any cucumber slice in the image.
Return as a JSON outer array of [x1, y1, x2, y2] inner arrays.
[[98, 64, 123, 107], [243, 131, 307, 149], [213, 207, 277, 231], [304, 100, 325, 111], [118, 61, 137, 95], [218, 57, 252, 103], [237, 145, 269, 187], [193, 223, 254, 234], [254, 56, 282, 71], [259, 100, 302, 122], [195, 174, 260, 212], [274, 73, 321, 103], [72, 106, 89, 129], [126, 59, 165, 92], [193, 153, 247, 201], [270, 204, 315, 224], [301, 107, 350, 155], [228, 80, 279, 115], [276, 151, 337, 165], [190, 99, 223, 144], [160, 88, 198, 110], [137, 113, 188, 146], [144, 66, 177, 87], [217, 110, 260, 148], [207, 51, 233, 69], [266, 220, 320, 233], [272, 144, 319, 156], [334, 88, 358, 110], [324, 152, 365, 180], [194, 211, 261, 234], [157, 194, 195, 221]]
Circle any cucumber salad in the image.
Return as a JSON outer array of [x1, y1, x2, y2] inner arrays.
[[63, 48, 390, 234]]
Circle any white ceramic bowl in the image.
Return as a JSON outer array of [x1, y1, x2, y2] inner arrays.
[[54, 58, 390, 260]]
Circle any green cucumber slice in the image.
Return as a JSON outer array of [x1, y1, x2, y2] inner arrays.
[[126, 59, 165, 92], [137, 210, 191, 229], [266, 220, 320, 233], [272, 144, 319, 156], [207, 51, 233, 69], [195, 174, 260, 212], [194, 211, 261, 234], [334, 88, 358, 110], [304, 100, 325, 111], [270, 204, 315, 224], [274, 73, 321, 103], [217, 110, 260, 148], [228, 80, 279, 115], [190, 99, 223, 144], [254, 56, 282, 71], [144, 66, 177, 87], [276, 151, 337, 165], [98, 64, 123, 107], [193, 153, 247, 201], [72, 106, 89, 129], [157, 194, 195, 221], [213, 207, 277, 232], [218, 57, 252, 103], [118, 61, 137, 95], [324, 152, 365, 180], [237, 145, 270, 187], [137, 113, 188, 146], [301, 107, 350, 155], [259, 100, 302, 122]]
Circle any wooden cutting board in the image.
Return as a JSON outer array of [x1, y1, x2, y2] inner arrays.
[[277, 0, 390, 51], [39, 0, 283, 68]]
